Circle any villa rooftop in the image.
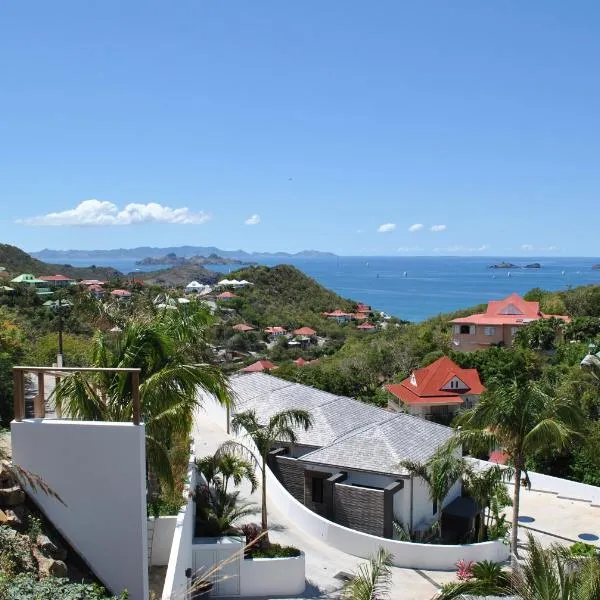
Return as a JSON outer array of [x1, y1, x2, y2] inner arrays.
[[229, 372, 454, 474]]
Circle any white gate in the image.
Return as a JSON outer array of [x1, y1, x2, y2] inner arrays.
[[192, 538, 243, 597]]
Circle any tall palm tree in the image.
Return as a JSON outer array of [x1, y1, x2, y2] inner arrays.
[[54, 307, 231, 491], [221, 408, 313, 533], [342, 547, 393, 600], [399, 442, 465, 540], [456, 380, 583, 561]]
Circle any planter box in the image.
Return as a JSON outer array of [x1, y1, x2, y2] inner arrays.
[[240, 553, 305, 597]]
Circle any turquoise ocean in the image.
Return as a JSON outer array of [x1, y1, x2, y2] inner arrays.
[[45, 256, 600, 323]]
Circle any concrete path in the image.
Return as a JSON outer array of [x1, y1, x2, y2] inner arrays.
[[192, 413, 455, 600]]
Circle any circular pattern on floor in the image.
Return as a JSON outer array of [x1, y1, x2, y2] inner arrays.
[[518, 515, 535, 523], [578, 533, 599, 542]]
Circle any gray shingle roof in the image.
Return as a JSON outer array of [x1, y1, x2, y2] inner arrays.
[[229, 373, 454, 475]]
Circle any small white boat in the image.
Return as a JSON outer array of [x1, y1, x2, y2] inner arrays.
[[562, 270, 566, 276], [403, 271, 408, 277], [507, 271, 511, 277]]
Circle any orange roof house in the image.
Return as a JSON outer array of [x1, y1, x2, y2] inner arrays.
[[450, 292, 570, 352], [240, 360, 277, 373], [264, 326, 287, 336], [217, 291, 237, 300], [294, 358, 308, 366], [232, 323, 255, 333], [38, 274, 74, 287], [386, 356, 485, 421], [110, 289, 132, 299], [356, 303, 371, 313], [357, 322, 376, 331], [293, 327, 316, 336]]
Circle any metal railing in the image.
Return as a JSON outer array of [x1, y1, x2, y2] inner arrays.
[[13, 366, 142, 425]]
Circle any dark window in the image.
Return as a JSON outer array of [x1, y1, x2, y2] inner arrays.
[[459, 325, 470, 334], [312, 477, 324, 503]]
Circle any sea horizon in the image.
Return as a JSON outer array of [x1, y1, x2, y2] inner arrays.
[[42, 254, 600, 323]]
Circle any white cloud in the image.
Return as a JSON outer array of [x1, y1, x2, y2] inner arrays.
[[430, 224, 447, 232], [18, 199, 210, 226], [397, 246, 423, 252], [434, 244, 490, 253], [356, 229, 364, 234], [408, 223, 424, 232], [540, 245, 559, 252], [520, 244, 534, 251], [244, 214, 261, 226], [377, 223, 396, 233]]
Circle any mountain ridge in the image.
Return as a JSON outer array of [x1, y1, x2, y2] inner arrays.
[[32, 246, 337, 260]]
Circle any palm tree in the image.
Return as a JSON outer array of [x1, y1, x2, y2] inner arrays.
[[462, 463, 514, 542], [195, 451, 258, 495], [221, 408, 313, 534], [456, 380, 583, 561], [342, 547, 393, 600], [399, 442, 465, 540], [54, 307, 231, 492], [512, 532, 600, 600]]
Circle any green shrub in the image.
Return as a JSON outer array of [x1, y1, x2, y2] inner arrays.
[[246, 543, 300, 559], [570, 541, 598, 557], [0, 573, 126, 599]]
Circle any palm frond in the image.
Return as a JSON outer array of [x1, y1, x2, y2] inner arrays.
[[343, 547, 393, 600]]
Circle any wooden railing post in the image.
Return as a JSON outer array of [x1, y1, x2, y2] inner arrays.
[[13, 369, 23, 422], [35, 371, 46, 419], [131, 371, 140, 425]]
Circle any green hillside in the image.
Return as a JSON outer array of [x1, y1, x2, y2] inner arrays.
[[0, 244, 121, 281]]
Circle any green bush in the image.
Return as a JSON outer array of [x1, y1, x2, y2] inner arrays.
[[0, 573, 126, 599], [246, 543, 301, 559], [570, 541, 598, 557]]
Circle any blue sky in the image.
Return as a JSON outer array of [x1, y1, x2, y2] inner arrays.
[[1, 1, 599, 256]]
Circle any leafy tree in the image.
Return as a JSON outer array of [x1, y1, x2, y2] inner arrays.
[[195, 451, 258, 495], [0, 309, 26, 426], [514, 317, 563, 351], [342, 548, 393, 600], [456, 380, 583, 561], [222, 408, 313, 534]]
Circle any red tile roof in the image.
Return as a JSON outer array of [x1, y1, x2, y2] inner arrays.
[[80, 279, 105, 286], [88, 284, 104, 292], [451, 293, 570, 325], [39, 274, 73, 281], [352, 313, 369, 320], [489, 450, 509, 465], [356, 303, 371, 312], [386, 356, 485, 406], [293, 327, 316, 336], [294, 358, 307, 366], [357, 322, 376, 329], [324, 309, 352, 317], [240, 360, 277, 373], [264, 326, 287, 334], [232, 323, 255, 332], [110, 289, 131, 297], [217, 291, 236, 299]]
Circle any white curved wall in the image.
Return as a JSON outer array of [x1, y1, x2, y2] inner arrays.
[[241, 554, 305, 597], [199, 393, 510, 570]]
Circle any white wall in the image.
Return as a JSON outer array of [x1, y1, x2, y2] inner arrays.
[[11, 420, 148, 600], [149, 516, 177, 566], [162, 451, 197, 600], [241, 554, 306, 597], [201, 393, 508, 570]]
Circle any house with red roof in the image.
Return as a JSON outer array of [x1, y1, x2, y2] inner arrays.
[[293, 326, 316, 336], [357, 322, 376, 331], [356, 303, 371, 313], [322, 309, 352, 323], [216, 291, 237, 300], [88, 284, 105, 299], [240, 360, 277, 373], [264, 326, 287, 337], [232, 323, 255, 333], [38, 274, 75, 287], [110, 289, 132, 301], [386, 356, 485, 421], [450, 292, 570, 352]]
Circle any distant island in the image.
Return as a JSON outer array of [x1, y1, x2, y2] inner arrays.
[[32, 246, 337, 261], [488, 262, 541, 269], [135, 252, 254, 267], [593, 264, 600, 271]]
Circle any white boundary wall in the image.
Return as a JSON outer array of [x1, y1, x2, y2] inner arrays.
[[241, 554, 306, 596], [470, 458, 600, 506], [11, 419, 148, 599], [161, 446, 197, 600], [199, 392, 510, 570]]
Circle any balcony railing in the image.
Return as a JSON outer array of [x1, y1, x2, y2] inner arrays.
[[13, 366, 142, 424]]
